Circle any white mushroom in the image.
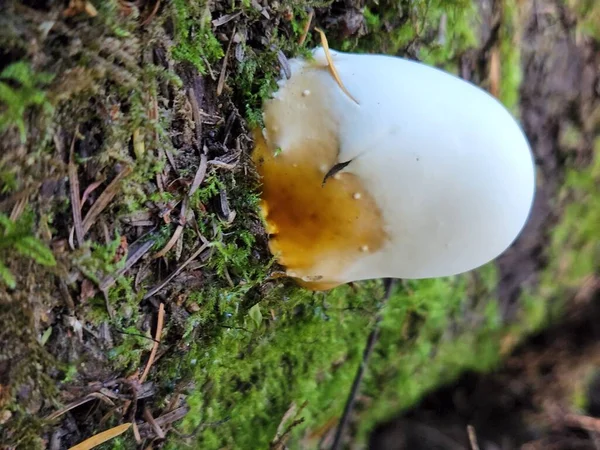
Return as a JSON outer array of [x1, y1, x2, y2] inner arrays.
[[253, 44, 536, 291]]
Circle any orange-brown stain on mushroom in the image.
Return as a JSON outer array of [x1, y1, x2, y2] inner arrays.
[[251, 65, 388, 290]]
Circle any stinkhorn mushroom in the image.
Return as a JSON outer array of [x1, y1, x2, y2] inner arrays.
[[252, 36, 536, 291]]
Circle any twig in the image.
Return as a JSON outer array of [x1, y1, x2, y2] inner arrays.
[[298, 8, 314, 46], [271, 418, 305, 450], [153, 224, 184, 260], [68, 166, 132, 245], [207, 159, 238, 170], [188, 153, 208, 198], [140, 0, 160, 26], [489, 47, 501, 98], [81, 166, 132, 234], [80, 178, 106, 209], [143, 240, 209, 299], [46, 392, 115, 421], [164, 148, 179, 176], [138, 406, 190, 438], [140, 303, 165, 382], [69, 132, 84, 248], [330, 279, 396, 450], [131, 420, 142, 444], [217, 25, 236, 96], [565, 413, 600, 433], [276, 49, 291, 79], [271, 401, 308, 449], [187, 87, 203, 147], [143, 407, 165, 439], [9, 197, 27, 222], [103, 289, 114, 319], [467, 424, 480, 450], [0, 186, 35, 212], [212, 11, 241, 27], [152, 197, 188, 260], [99, 238, 156, 291]]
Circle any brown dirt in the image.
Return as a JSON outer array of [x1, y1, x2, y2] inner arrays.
[[496, 0, 600, 319]]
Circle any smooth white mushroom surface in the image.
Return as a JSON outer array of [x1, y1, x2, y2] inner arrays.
[[252, 46, 536, 291]]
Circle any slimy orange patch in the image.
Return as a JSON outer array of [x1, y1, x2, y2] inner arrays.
[[252, 128, 386, 290]]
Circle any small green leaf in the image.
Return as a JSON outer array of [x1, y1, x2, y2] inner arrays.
[[0, 61, 33, 85], [40, 326, 53, 346], [0, 260, 16, 289], [248, 303, 262, 327], [0, 82, 20, 105], [15, 236, 56, 266]]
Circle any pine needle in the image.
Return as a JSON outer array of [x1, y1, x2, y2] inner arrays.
[[314, 27, 359, 105], [68, 423, 132, 450]]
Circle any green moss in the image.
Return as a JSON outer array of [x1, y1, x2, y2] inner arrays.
[[162, 281, 385, 449], [72, 235, 125, 285], [0, 61, 54, 143], [498, 0, 523, 113], [351, 264, 503, 443], [170, 0, 224, 74], [0, 210, 56, 289], [541, 138, 600, 292], [341, 0, 477, 72], [234, 47, 279, 129], [565, 0, 600, 39]]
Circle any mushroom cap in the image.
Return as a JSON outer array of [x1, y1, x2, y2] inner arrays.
[[253, 47, 536, 290]]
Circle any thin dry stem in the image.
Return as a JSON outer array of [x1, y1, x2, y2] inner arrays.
[[314, 27, 359, 105], [140, 302, 165, 383]]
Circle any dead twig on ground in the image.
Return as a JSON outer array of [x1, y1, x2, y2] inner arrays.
[[46, 392, 115, 421], [217, 26, 237, 96], [80, 166, 132, 234], [153, 148, 206, 259], [143, 239, 209, 299], [565, 413, 600, 433], [212, 11, 241, 27], [68, 166, 132, 245], [140, 303, 165, 382], [298, 8, 314, 46], [143, 407, 165, 439], [9, 197, 27, 222], [188, 87, 203, 147], [271, 401, 308, 449], [153, 197, 188, 260], [188, 153, 208, 198], [138, 406, 190, 438], [330, 279, 396, 450], [68, 131, 84, 248], [140, 0, 160, 26], [99, 237, 156, 290], [467, 424, 480, 450], [80, 178, 106, 209]]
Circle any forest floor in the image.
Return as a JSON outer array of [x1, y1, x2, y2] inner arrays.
[[0, 0, 598, 449]]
